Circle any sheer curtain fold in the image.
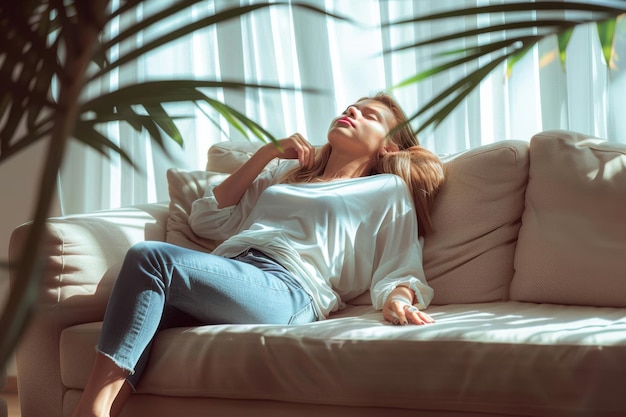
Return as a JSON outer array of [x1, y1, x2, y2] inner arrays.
[[59, 0, 625, 216]]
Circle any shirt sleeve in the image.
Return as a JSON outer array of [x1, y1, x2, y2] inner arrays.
[[188, 161, 294, 241], [369, 187, 434, 310]]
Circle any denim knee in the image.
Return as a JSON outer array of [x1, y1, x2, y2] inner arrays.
[[124, 241, 167, 265]]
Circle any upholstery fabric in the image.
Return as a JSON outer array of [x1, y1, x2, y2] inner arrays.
[[510, 130, 626, 307], [205, 140, 278, 173], [423, 141, 529, 304], [60, 302, 626, 417], [165, 169, 227, 253]]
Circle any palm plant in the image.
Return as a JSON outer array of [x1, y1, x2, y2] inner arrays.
[[385, 1, 626, 134], [0, 0, 345, 368]]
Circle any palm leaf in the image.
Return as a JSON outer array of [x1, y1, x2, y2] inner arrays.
[[91, 1, 351, 83], [73, 120, 136, 168], [202, 97, 276, 144], [79, 80, 316, 147], [143, 103, 184, 146], [597, 17, 618, 67], [557, 28, 575, 69], [384, 1, 626, 132], [384, 2, 626, 26], [412, 52, 522, 134]]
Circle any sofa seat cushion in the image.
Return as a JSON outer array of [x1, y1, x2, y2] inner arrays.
[[60, 302, 626, 416]]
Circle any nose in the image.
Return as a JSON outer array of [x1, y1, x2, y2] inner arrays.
[[346, 106, 361, 118]]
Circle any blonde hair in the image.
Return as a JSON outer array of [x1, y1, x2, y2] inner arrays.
[[374, 146, 445, 236], [281, 92, 445, 236]]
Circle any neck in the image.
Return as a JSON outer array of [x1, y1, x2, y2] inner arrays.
[[319, 152, 375, 180]]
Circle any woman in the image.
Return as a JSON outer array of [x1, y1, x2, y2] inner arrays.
[[71, 92, 445, 417]]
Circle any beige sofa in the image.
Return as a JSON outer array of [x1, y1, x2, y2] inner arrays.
[[10, 130, 626, 417]]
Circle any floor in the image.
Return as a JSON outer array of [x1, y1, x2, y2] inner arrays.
[[0, 392, 20, 417]]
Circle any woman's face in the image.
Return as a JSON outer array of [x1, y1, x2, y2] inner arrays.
[[327, 99, 397, 157]]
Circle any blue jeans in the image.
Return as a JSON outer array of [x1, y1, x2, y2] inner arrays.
[[97, 241, 317, 389]]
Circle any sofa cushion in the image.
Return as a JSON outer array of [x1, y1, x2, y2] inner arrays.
[[423, 140, 529, 305], [206, 140, 277, 172], [60, 302, 626, 416], [510, 130, 626, 307], [166, 169, 228, 253]]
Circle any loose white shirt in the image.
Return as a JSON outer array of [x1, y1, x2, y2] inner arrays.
[[189, 160, 433, 319]]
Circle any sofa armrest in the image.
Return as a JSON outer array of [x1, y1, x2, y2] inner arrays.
[[9, 202, 169, 417]]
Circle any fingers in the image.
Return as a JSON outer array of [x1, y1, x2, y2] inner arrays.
[[278, 133, 315, 169], [405, 305, 435, 325], [385, 303, 435, 326]]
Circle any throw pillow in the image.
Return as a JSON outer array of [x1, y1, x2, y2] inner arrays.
[[510, 130, 626, 307], [423, 140, 530, 305], [166, 168, 228, 253], [205, 140, 269, 172]]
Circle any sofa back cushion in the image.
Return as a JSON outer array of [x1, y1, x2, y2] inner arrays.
[[165, 141, 277, 252], [205, 140, 277, 172], [166, 169, 227, 252], [423, 140, 529, 304], [510, 130, 626, 307]]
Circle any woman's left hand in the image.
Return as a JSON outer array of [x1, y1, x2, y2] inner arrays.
[[383, 286, 435, 326]]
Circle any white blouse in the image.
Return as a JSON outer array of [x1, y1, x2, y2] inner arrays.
[[189, 160, 433, 319]]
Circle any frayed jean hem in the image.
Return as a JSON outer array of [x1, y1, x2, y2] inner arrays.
[[95, 346, 139, 391]]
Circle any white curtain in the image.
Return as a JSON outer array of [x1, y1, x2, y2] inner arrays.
[[58, 0, 626, 215]]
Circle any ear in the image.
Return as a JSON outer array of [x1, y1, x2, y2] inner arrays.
[[380, 141, 399, 156]]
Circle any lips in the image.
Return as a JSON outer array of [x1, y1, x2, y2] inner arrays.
[[337, 117, 354, 127]]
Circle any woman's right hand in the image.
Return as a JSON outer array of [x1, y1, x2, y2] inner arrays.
[[213, 133, 315, 208], [264, 133, 316, 169]]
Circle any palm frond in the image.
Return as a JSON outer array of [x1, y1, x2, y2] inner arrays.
[[384, 1, 626, 133], [79, 80, 318, 150], [73, 120, 137, 168], [91, 1, 352, 82], [597, 17, 618, 66]]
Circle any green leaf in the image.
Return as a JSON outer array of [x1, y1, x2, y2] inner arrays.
[[79, 79, 282, 148], [385, 2, 626, 131], [100, 0, 203, 53], [0, 115, 53, 164], [597, 18, 617, 67], [506, 44, 534, 78], [413, 55, 511, 134], [143, 103, 184, 146], [384, 19, 580, 55], [72, 120, 136, 169], [394, 36, 538, 89], [384, 2, 626, 26], [81, 80, 316, 113], [113, 104, 144, 132], [79, 110, 188, 155], [93, 2, 351, 82], [557, 28, 574, 70], [203, 98, 277, 144], [79, 80, 304, 144]]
